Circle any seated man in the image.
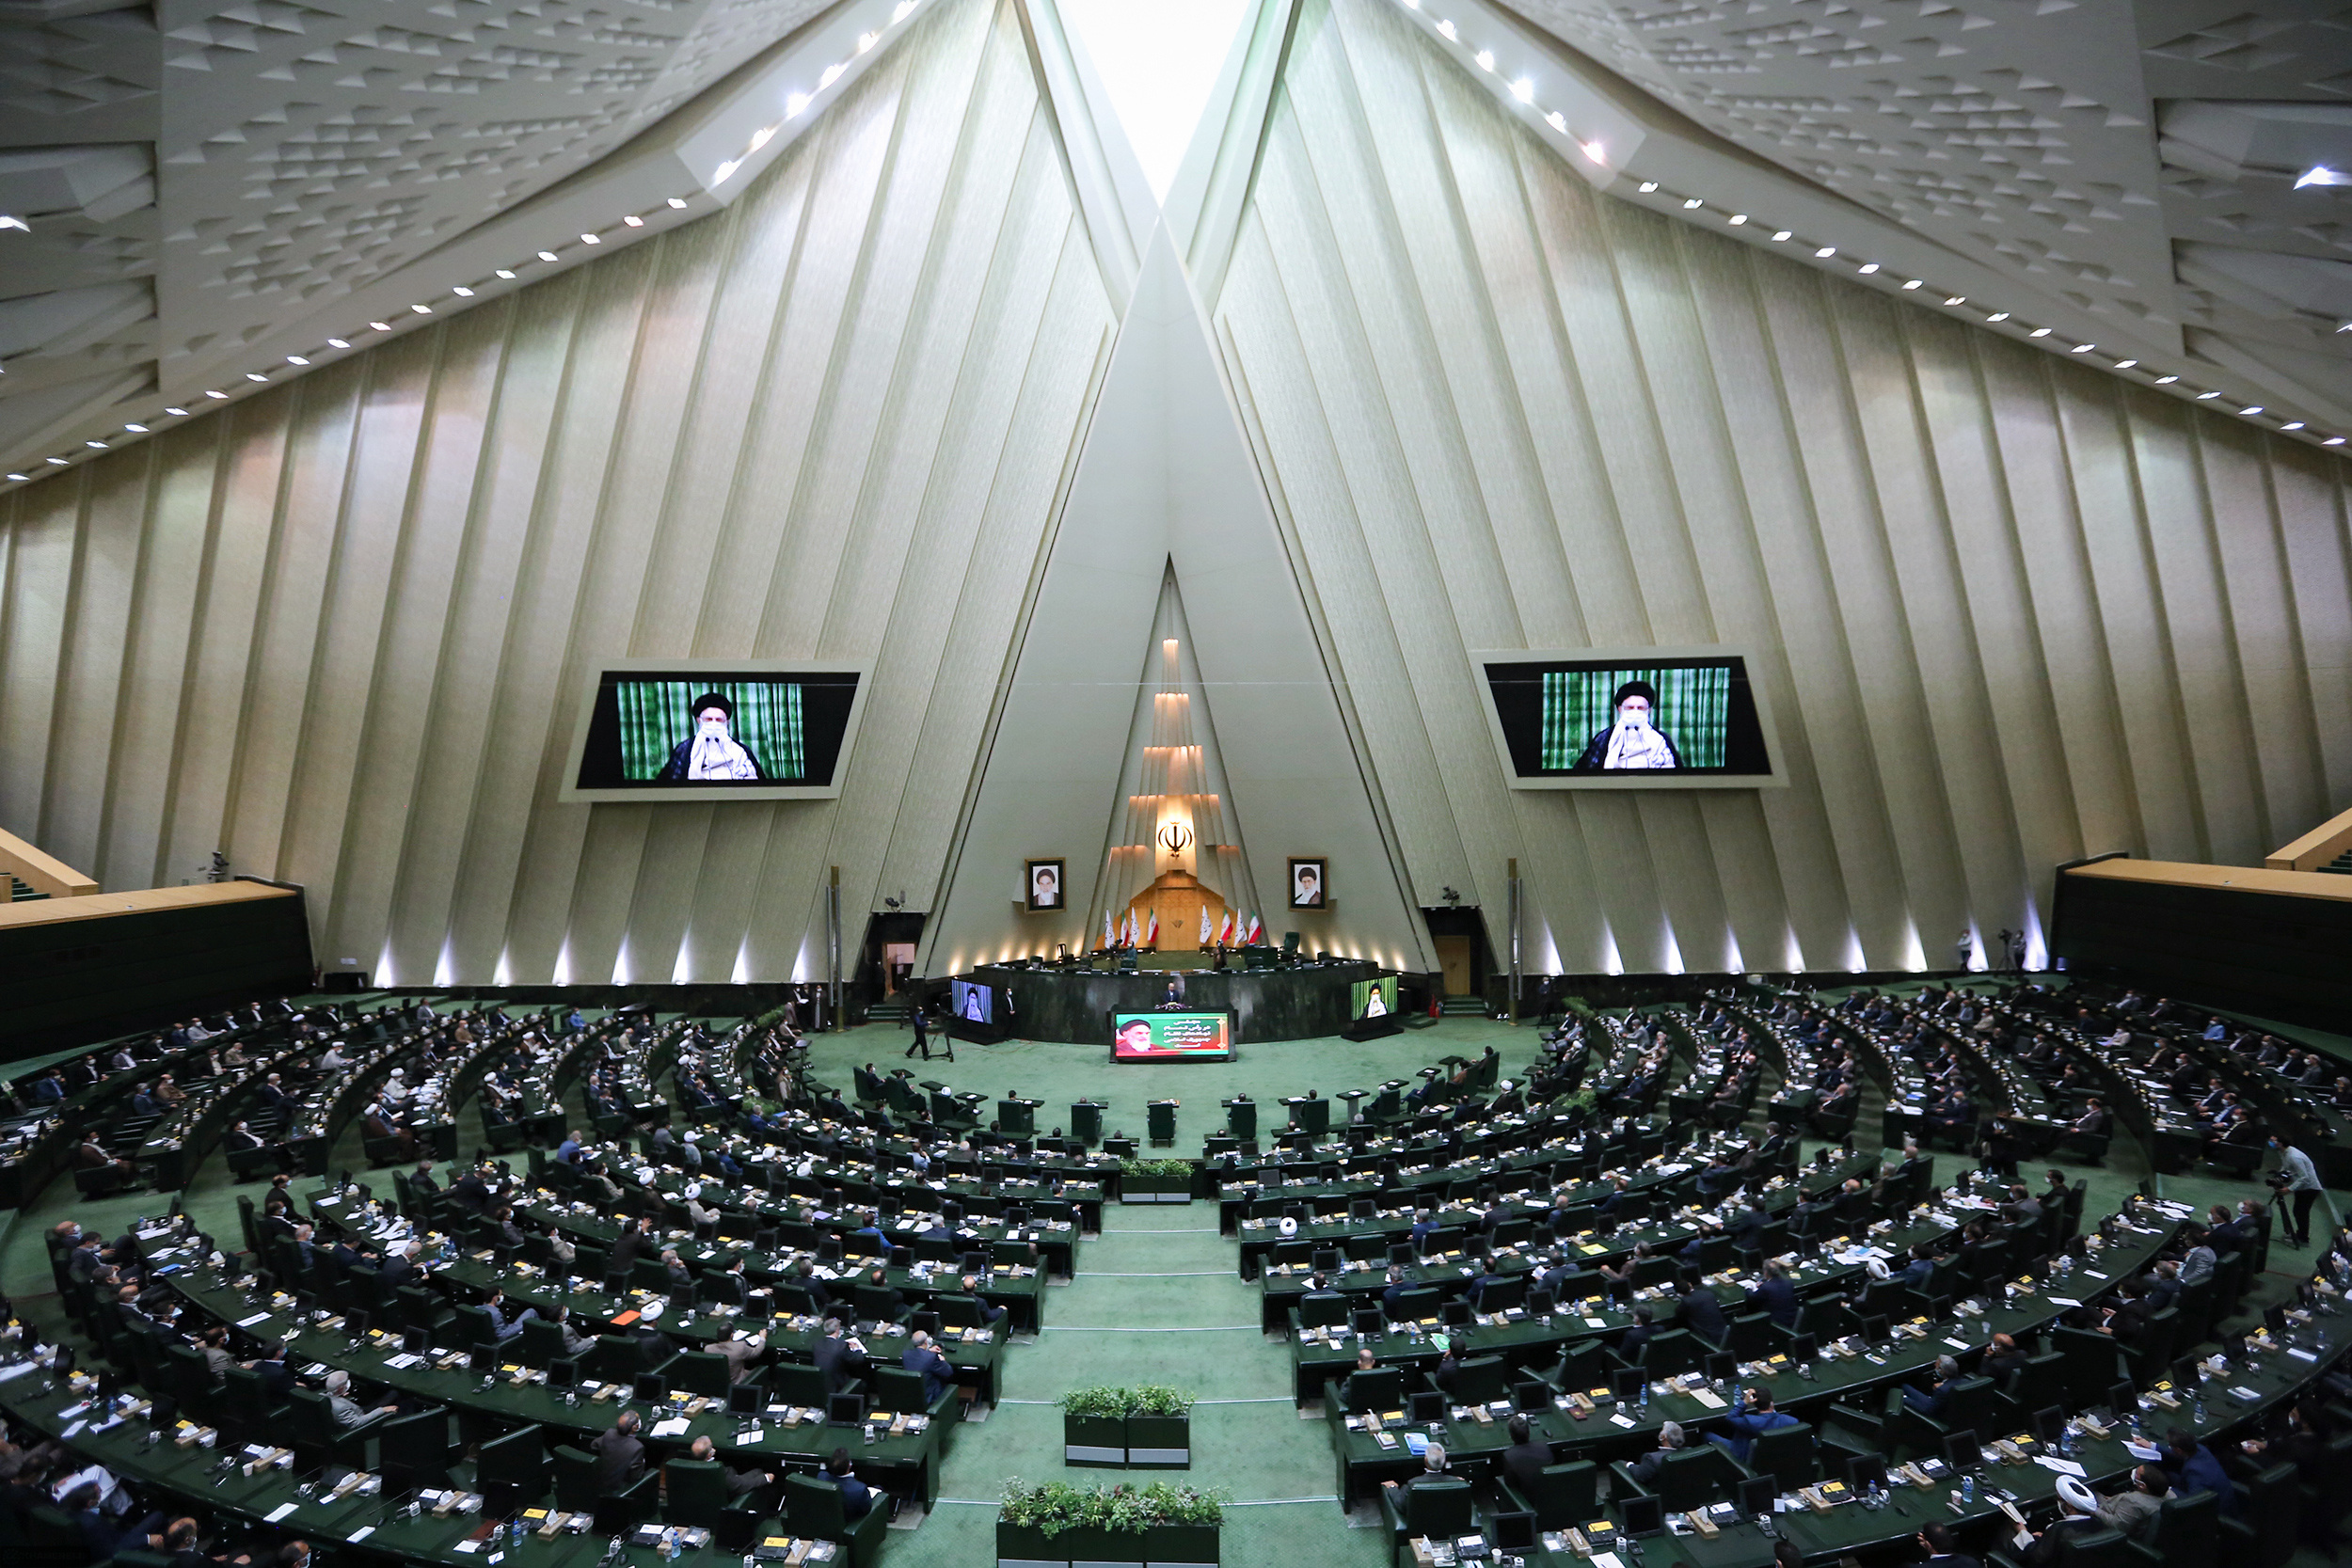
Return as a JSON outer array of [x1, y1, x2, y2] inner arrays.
[[901, 1330, 958, 1406], [322, 1370, 395, 1428], [1708, 1388, 1796, 1463], [681, 1434, 773, 1508], [825, 1448, 874, 1521], [1627, 1420, 1685, 1485], [1901, 1355, 1961, 1417]]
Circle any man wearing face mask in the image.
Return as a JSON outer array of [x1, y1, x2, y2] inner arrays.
[[1573, 679, 1682, 771], [657, 691, 766, 781]]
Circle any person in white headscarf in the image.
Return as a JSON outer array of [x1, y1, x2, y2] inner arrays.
[[1576, 680, 1682, 771], [658, 692, 765, 782]]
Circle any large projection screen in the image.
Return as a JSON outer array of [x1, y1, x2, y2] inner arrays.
[[1473, 646, 1788, 791], [560, 659, 868, 803]]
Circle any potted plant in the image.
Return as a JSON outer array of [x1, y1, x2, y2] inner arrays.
[[1139, 1481, 1222, 1565], [999, 1478, 1083, 1566], [1056, 1481, 1150, 1566], [1061, 1386, 1129, 1467], [1123, 1386, 1193, 1469], [1119, 1157, 1195, 1204]]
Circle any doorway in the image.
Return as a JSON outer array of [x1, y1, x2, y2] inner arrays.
[[1434, 935, 1474, 997], [1421, 906, 1490, 998]]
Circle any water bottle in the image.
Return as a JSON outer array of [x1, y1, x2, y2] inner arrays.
[[2193, 1394, 2207, 1425], [512, 1517, 524, 1549], [1639, 1381, 1649, 1411], [1962, 1474, 1976, 1505]]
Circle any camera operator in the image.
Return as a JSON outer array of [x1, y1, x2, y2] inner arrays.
[[2268, 1136, 2325, 1249]]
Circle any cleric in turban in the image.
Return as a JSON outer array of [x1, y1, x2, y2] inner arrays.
[[657, 691, 767, 781], [1573, 680, 1681, 771]]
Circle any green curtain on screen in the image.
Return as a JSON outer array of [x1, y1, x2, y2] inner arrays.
[[1540, 667, 1729, 768], [614, 681, 805, 781]]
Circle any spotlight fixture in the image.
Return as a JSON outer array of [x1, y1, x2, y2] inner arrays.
[[538, 251, 559, 262], [2283, 421, 2306, 431], [624, 214, 644, 227], [2071, 342, 2092, 353], [165, 407, 188, 417], [893, 0, 914, 18], [2295, 166, 2350, 189], [327, 338, 349, 348], [1945, 295, 1966, 306], [819, 62, 845, 88], [580, 232, 601, 245], [2241, 405, 2264, 415], [1857, 262, 1878, 274], [370, 321, 391, 331], [4, 474, 24, 483], [2328, 437, 2345, 446], [0, 216, 26, 233], [1772, 230, 1791, 242], [1682, 198, 1702, 209], [1511, 77, 1534, 103], [246, 372, 269, 381], [204, 389, 227, 399], [2027, 327, 2050, 338], [452, 286, 474, 296], [786, 95, 809, 119], [495, 270, 516, 279], [858, 29, 878, 52], [84, 439, 106, 449], [1436, 19, 1456, 40], [2155, 375, 2178, 384], [1578, 137, 1602, 162], [44, 457, 66, 466], [122, 423, 147, 433], [1728, 214, 1747, 225], [411, 304, 433, 314], [1474, 49, 1493, 71], [1814, 245, 1836, 258], [2113, 359, 2137, 369], [1986, 312, 2009, 323], [2197, 390, 2218, 399], [667, 198, 689, 210], [1638, 182, 1658, 193], [749, 125, 777, 152], [1901, 279, 1922, 289]]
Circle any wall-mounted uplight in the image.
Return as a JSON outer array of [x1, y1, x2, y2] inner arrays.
[[2295, 166, 2351, 189], [713, 159, 742, 184]]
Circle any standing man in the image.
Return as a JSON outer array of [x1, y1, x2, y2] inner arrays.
[[905, 1006, 932, 1062], [2273, 1136, 2325, 1248]]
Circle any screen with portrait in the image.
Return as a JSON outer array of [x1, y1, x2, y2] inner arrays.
[[1477, 649, 1781, 790], [1110, 1012, 1233, 1061], [1351, 976, 1396, 1019], [950, 980, 994, 1025], [562, 662, 866, 802]]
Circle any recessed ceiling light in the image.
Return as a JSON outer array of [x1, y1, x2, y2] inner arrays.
[[2156, 375, 2178, 385], [327, 338, 349, 349], [1901, 279, 1922, 289], [45, 457, 67, 466], [286, 355, 309, 364], [2113, 359, 2137, 369], [1436, 19, 1456, 40], [2197, 390, 2219, 399], [5, 474, 24, 483], [2296, 166, 2350, 189], [452, 287, 474, 297], [2283, 420, 2305, 430], [857, 29, 877, 52], [1511, 78, 1534, 103], [1474, 50, 1495, 72], [1857, 262, 1878, 274], [204, 389, 227, 399], [1814, 245, 1836, 258], [538, 251, 559, 262], [2028, 327, 2050, 338], [246, 372, 269, 381], [1945, 295, 1965, 306], [624, 214, 644, 227], [894, 0, 914, 19], [580, 232, 600, 245], [165, 407, 188, 417], [667, 198, 689, 209], [785, 97, 808, 120], [2327, 436, 2344, 446], [1638, 182, 1658, 193], [370, 321, 391, 331], [2241, 405, 2264, 415], [1987, 312, 2010, 323], [1728, 214, 1747, 226], [495, 270, 516, 280], [1578, 137, 1601, 162], [1772, 230, 1791, 242], [122, 423, 147, 433], [2071, 342, 2093, 352], [0, 216, 26, 233], [1683, 198, 1703, 210], [85, 440, 106, 449], [819, 62, 845, 88], [412, 304, 433, 314]]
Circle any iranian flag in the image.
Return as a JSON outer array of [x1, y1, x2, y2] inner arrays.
[[1144, 908, 1160, 946], [1244, 911, 1263, 944], [1216, 909, 1235, 945]]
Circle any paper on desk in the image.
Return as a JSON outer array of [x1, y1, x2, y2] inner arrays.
[[348, 1528, 373, 1543], [0, 1363, 39, 1383], [2124, 1441, 2163, 1462], [1610, 1413, 1637, 1429], [265, 1503, 299, 1523], [651, 1418, 691, 1438], [1592, 1554, 1626, 1568], [2044, 1297, 2080, 1308], [1944, 1338, 1973, 1351], [238, 1313, 272, 1327], [734, 1433, 765, 1447], [2035, 1457, 2086, 1478]]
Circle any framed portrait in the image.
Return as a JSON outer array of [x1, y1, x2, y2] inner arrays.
[[1025, 858, 1066, 912], [1287, 857, 1327, 910]]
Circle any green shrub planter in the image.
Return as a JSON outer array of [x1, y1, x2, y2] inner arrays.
[[1124, 1413, 1190, 1469], [996, 1520, 1066, 1567], [1143, 1523, 1219, 1565], [1118, 1175, 1192, 1204], [1063, 1411, 1127, 1467], [1057, 1526, 1143, 1565]]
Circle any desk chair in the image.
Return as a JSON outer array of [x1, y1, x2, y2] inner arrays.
[[782, 1473, 888, 1568], [1499, 1459, 1597, 1530], [1380, 1479, 1473, 1568]]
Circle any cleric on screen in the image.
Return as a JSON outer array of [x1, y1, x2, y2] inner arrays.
[[657, 691, 767, 781], [1572, 680, 1681, 771]]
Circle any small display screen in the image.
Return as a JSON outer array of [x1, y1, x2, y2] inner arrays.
[[1111, 1012, 1233, 1061], [571, 670, 862, 792], [1482, 654, 1772, 783], [1352, 977, 1396, 1019], [950, 980, 993, 1025]]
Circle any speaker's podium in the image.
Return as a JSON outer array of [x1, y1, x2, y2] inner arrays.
[[1070, 1100, 1105, 1147], [1147, 1100, 1180, 1147], [1283, 1095, 1330, 1137], [997, 1096, 1042, 1136]]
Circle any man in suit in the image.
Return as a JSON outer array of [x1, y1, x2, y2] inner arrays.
[[1709, 1388, 1798, 1463], [28, 1070, 64, 1105], [681, 1434, 773, 1508], [483, 1287, 536, 1341], [1614, 1304, 1655, 1364], [554, 1131, 585, 1165], [1895, 1243, 1938, 1291], [1915, 1523, 1982, 1568], [1673, 1274, 1728, 1343], [711, 1327, 767, 1384], [2161, 1428, 2235, 1515], [1982, 1332, 2028, 1381], [1902, 1355, 1961, 1416], [1752, 1259, 1799, 1328], [246, 1340, 295, 1399], [901, 1330, 957, 1405], [1627, 1421, 1685, 1485], [2097, 1465, 2169, 1543], [812, 1319, 866, 1394], [1498, 1413, 1552, 1496], [610, 1216, 653, 1275], [378, 1240, 420, 1293], [447, 1165, 492, 1216], [2073, 1099, 2111, 1138], [824, 1449, 874, 1521], [593, 1410, 647, 1493]]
